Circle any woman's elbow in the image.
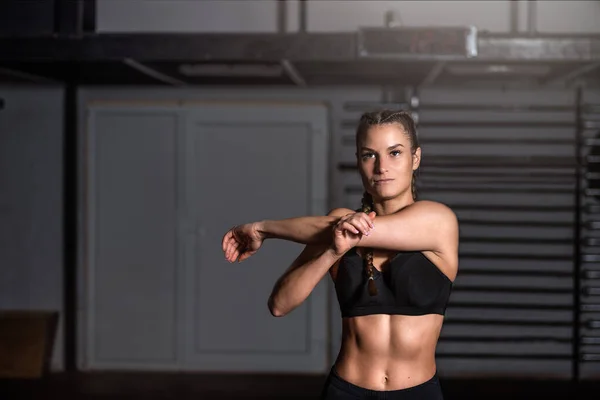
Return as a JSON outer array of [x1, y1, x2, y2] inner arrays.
[[267, 296, 287, 317]]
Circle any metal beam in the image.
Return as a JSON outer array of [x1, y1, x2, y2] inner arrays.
[[420, 61, 446, 86], [0, 66, 59, 83], [1, 32, 600, 63], [0, 33, 356, 62], [545, 62, 600, 87], [280, 59, 306, 86], [476, 35, 599, 60], [123, 58, 187, 86]]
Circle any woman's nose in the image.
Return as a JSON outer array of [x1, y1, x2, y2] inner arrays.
[[375, 158, 388, 173]]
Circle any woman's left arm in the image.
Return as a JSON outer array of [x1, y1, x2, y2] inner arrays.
[[222, 208, 375, 263], [356, 200, 459, 255]]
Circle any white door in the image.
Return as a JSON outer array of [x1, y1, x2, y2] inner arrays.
[[81, 107, 183, 370], [181, 103, 330, 372]]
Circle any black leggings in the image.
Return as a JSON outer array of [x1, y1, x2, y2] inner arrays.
[[319, 366, 444, 400]]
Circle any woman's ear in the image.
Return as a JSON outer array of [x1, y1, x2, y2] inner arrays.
[[412, 147, 422, 171]]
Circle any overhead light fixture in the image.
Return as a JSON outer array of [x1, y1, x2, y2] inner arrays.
[[446, 63, 551, 76], [486, 65, 512, 73]]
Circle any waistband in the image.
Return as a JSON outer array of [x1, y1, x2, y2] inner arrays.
[[328, 365, 440, 397]]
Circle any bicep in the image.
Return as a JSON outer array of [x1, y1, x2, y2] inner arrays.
[[358, 200, 458, 255]]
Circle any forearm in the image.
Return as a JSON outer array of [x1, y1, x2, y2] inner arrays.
[[258, 215, 339, 245], [268, 247, 341, 317]]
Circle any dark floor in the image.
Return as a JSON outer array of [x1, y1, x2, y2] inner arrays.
[[1, 372, 599, 399]]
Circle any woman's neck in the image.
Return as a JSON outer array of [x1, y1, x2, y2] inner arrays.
[[373, 194, 414, 216]]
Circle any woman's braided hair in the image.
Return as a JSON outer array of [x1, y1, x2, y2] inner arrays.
[[356, 110, 419, 296]]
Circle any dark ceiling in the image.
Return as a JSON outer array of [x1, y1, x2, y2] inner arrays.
[[0, 31, 599, 89], [0, 0, 599, 89]]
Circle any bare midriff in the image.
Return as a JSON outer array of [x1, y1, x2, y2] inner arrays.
[[334, 313, 444, 391]]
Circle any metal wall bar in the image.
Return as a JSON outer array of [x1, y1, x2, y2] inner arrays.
[[338, 92, 578, 370], [578, 92, 600, 376], [574, 87, 583, 380], [63, 68, 78, 372], [509, 0, 519, 34], [277, 0, 287, 33], [298, 0, 307, 33]]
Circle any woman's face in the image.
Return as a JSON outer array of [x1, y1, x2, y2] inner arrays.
[[357, 123, 421, 202]]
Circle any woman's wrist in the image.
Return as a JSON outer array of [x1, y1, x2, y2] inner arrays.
[[253, 220, 269, 240], [325, 246, 346, 260]]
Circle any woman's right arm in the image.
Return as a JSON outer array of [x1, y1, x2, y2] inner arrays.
[[267, 243, 341, 317], [267, 207, 371, 317]]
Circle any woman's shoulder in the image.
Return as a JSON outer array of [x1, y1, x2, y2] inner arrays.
[[408, 201, 459, 275], [406, 200, 457, 220], [402, 200, 459, 238]]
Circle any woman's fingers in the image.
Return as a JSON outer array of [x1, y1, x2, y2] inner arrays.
[[231, 241, 244, 262], [224, 230, 239, 256], [231, 248, 240, 263], [238, 250, 254, 262], [226, 242, 234, 261], [365, 212, 376, 227], [229, 247, 240, 263], [363, 212, 375, 228], [226, 241, 233, 261], [224, 235, 232, 256], [222, 230, 233, 252], [225, 235, 235, 259], [335, 212, 374, 236], [226, 237, 242, 262], [223, 225, 261, 263], [341, 221, 360, 235], [334, 216, 349, 232], [347, 216, 372, 235], [356, 218, 371, 235]]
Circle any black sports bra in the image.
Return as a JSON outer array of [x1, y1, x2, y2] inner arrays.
[[334, 248, 453, 318]]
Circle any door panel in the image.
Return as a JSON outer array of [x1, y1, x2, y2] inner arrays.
[[183, 104, 329, 372]]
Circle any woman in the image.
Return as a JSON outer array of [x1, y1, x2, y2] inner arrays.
[[221, 110, 458, 399]]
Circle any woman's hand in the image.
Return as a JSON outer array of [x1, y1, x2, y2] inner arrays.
[[331, 211, 376, 256], [222, 222, 265, 263]]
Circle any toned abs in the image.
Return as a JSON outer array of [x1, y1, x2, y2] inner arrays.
[[335, 314, 443, 391], [330, 249, 449, 391]]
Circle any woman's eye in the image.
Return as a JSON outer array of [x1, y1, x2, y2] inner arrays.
[[361, 153, 374, 159], [391, 150, 401, 157]]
